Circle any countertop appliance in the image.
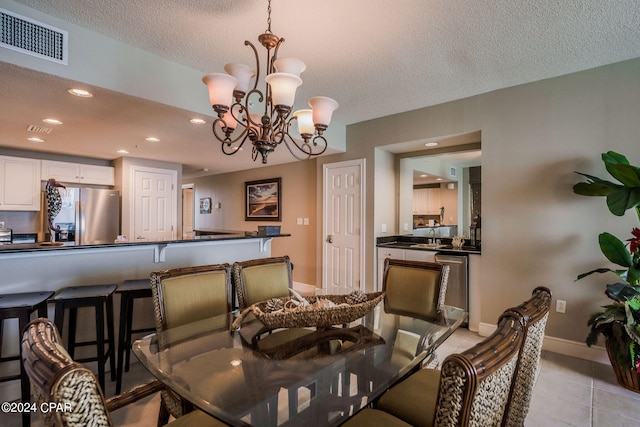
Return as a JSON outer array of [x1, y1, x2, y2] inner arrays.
[[435, 253, 468, 321], [0, 223, 12, 244], [45, 188, 120, 245]]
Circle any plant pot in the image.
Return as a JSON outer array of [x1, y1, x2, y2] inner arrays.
[[605, 322, 640, 393]]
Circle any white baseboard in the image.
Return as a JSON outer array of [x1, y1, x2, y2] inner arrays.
[[477, 322, 609, 365]]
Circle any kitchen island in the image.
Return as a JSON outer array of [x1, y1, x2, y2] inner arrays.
[[0, 230, 290, 356]]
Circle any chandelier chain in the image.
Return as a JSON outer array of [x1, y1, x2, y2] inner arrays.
[[266, 0, 272, 34]]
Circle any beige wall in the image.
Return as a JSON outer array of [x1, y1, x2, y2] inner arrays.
[[319, 57, 640, 344], [187, 159, 317, 287]]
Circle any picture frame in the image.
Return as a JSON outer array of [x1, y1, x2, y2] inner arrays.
[[199, 197, 212, 214], [245, 178, 281, 221]]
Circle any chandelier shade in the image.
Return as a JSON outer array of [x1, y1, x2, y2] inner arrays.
[[202, 73, 238, 113], [293, 109, 314, 135], [202, 0, 338, 164], [273, 57, 306, 76], [223, 63, 256, 95], [309, 96, 339, 129]]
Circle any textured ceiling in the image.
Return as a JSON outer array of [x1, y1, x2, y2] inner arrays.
[[1, 0, 640, 177]]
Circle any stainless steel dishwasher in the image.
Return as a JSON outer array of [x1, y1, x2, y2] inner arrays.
[[435, 253, 468, 314]]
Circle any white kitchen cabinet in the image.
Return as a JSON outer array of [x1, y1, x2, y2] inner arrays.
[[0, 156, 41, 211], [41, 160, 114, 186], [377, 247, 437, 290], [413, 188, 441, 215]]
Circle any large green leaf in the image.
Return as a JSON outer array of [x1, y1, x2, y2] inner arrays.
[[606, 283, 640, 301], [602, 151, 630, 166], [606, 188, 640, 216], [605, 163, 640, 187], [599, 232, 632, 267], [627, 266, 640, 285], [573, 182, 615, 196], [576, 267, 616, 281]]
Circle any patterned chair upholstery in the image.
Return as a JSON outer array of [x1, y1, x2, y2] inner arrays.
[[501, 286, 552, 427], [150, 264, 232, 425], [382, 258, 450, 322], [346, 311, 524, 427], [21, 318, 226, 427]]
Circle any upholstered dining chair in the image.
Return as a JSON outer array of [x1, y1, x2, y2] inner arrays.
[[344, 311, 524, 427], [382, 258, 450, 322], [232, 256, 314, 346], [501, 286, 552, 427], [382, 258, 450, 370], [150, 264, 232, 426], [21, 318, 226, 427], [233, 256, 292, 311]]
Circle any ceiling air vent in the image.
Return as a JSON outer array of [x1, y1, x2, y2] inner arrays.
[[26, 125, 53, 134], [0, 8, 68, 65]]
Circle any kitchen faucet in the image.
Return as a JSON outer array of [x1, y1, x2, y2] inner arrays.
[[429, 228, 436, 243]]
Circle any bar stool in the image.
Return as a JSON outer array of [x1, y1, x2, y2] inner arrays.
[[0, 290, 54, 427], [50, 284, 117, 391], [115, 278, 155, 394]]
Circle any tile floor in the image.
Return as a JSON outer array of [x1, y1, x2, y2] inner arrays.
[[2, 328, 640, 426]]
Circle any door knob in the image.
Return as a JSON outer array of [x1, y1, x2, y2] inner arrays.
[[326, 235, 333, 243]]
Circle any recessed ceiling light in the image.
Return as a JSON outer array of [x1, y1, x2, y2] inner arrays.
[[436, 178, 443, 181], [145, 137, 160, 142], [425, 142, 438, 147], [420, 174, 428, 177], [117, 149, 129, 154], [67, 88, 93, 98], [27, 137, 45, 143], [42, 118, 63, 125], [189, 118, 206, 125]]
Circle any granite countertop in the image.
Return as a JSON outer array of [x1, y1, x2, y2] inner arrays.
[[377, 235, 481, 254], [0, 230, 290, 254]]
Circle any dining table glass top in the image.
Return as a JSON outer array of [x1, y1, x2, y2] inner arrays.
[[133, 301, 466, 427]]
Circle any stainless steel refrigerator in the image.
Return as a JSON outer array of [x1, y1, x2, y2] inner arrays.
[[46, 188, 120, 245]]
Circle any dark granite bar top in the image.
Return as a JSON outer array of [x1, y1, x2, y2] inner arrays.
[[0, 229, 290, 254], [377, 235, 481, 254]]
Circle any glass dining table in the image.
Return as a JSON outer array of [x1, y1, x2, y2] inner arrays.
[[133, 300, 466, 427]]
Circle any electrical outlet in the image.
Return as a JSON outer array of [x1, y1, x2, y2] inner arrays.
[[556, 299, 566, 313]]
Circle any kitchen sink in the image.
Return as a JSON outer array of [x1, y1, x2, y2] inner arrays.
[[410, 243, 448, 249]]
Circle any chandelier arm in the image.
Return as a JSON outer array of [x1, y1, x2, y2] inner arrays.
[[220, 129, 259, 156], [245, 40, 260, 92], [278, 131, 328, 160]]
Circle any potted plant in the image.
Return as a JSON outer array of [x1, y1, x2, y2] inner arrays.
[[573, 151, 640, 392]]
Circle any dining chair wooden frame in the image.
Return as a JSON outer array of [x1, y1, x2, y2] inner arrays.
[[501, 286, 552, 427], [352, 312, 525, 427], [21, 318, 226, 427]]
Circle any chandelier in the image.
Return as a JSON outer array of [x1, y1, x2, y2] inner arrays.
[[202, 0, 339, 164]]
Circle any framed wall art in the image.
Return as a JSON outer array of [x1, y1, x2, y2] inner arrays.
[[245, 178, 281, 221], [199, 197, 212, 214]]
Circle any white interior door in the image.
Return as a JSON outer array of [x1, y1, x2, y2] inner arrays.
[[323, 159, 366, 293], [132, 167, 177, 241]]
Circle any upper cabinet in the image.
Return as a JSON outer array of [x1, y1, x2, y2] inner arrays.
[[42, 160, 115, 186], [0, 156, 41, 211], [413, 188, 441, 215]]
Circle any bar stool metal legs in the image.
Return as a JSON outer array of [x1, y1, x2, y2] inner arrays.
[[0, 291, 54, 427], [50, 284, 117, 391], [115, 279, 154, 394]]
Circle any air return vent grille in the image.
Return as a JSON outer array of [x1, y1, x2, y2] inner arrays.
[[0, 8, 68, 65]]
